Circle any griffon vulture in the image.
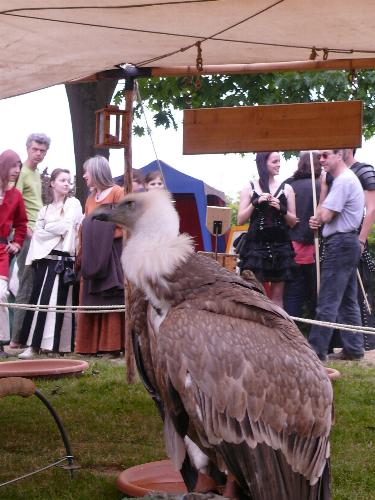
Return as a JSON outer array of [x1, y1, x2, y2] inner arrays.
[[94, 190, 333, 500]]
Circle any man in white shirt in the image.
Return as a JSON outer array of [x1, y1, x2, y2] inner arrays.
[[309, 149, 365, 361]]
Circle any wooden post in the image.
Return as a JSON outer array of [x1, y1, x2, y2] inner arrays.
[[357, 269, 372, 314], [309, 151, 320, 296], [123, 77, 136, 384], [124, 79, 134, 195]]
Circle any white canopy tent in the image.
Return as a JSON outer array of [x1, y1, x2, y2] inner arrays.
[[3, 1, 374, 381], [1, 0, 375, 99]]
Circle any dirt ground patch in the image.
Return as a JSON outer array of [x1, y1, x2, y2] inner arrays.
[[363, 349, 375, 364]]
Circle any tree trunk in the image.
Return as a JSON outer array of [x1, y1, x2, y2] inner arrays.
[[65, 79, 118, 205]]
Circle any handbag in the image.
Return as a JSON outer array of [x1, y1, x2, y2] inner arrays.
[[54, 259, 77, 286], [233, 232, 247, 255], [63, 267, 77, 286]]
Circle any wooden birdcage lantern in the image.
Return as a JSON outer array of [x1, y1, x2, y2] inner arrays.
[[95, 105, 128, 148]]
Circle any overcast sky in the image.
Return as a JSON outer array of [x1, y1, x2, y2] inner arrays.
[[0, 84, 373, 199]]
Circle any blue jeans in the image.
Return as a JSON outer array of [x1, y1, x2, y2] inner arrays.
[[284, 263, 317, 318], [309, 233, 364, 360]]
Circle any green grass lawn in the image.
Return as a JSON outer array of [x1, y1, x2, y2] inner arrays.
[[0, 360, 374, 499]]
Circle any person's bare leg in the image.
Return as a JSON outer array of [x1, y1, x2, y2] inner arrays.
[[270, 281, 284, 308]]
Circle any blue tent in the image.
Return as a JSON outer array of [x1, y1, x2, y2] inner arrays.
[[115, 160, 226, 252]]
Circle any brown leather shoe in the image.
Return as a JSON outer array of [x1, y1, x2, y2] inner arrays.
[[9, 341, 21, 349], [0, 344, 8, 358], [329, 350, 364, 361]]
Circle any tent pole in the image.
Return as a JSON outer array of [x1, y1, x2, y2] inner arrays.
[[150, 58, 375, 77], [71, 57, 375, 84], [124, 77, 135, 195], [123, 76, 136, 384]]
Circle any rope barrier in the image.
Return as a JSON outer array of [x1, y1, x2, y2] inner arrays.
[[1, 301, 375, 334], [0, 456, 73, 487], [0, 302, 125, 314], [289, 316, 375, 334]]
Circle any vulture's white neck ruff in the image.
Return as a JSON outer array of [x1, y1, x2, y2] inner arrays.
[[122, 191, 194, 302]]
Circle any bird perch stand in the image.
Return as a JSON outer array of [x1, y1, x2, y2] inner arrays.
[[0, 377, 77, 487], [95, 105, 129, 148]]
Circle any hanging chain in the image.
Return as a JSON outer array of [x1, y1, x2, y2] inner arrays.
[[309, 47, 317, 60], [196, 41, 203, 71], [348, 68, 359, 98], [348, 68, 358, 87]]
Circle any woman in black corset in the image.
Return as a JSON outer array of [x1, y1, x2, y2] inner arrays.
[[237, 152, 297, 308]]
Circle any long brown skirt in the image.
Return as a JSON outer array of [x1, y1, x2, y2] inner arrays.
[[75, 285, 125, 354]]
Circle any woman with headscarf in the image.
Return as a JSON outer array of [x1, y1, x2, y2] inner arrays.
[[237, 152, 297, 307], [0, 150, 28, 349]]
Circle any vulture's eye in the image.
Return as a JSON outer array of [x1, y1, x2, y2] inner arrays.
[[125, 200, 136, 210]]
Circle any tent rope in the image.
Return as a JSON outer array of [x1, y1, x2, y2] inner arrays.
[[135, 81, 167, 186]]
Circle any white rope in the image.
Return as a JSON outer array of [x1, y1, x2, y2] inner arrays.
[[1, 301, 375, 334], [289, 316, 375, 334], [0, 302, 125, 314], [0, 456, 72, 487], [1, 303, 124, 310]]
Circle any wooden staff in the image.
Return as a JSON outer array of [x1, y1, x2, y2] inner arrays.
[[309, 151, 320, 295], [357, 269, 372, 314], [123, 77, 136, 384]]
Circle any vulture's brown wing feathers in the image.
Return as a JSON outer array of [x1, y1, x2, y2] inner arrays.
[[150, 254, 332, 500]]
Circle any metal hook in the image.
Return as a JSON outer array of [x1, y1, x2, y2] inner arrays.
[[309, 47, 318, 60], [196, 41, 203, 72]]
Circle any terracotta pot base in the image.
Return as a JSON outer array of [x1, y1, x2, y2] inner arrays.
[[0, 359, 89, 378], [117, 459, 186, 497], [326, 367, 341, 381]]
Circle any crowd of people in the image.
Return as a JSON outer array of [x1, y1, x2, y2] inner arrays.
[[0, 136, 373, 364], [237, 149, 375, 362], [0, 132, 166, 359]]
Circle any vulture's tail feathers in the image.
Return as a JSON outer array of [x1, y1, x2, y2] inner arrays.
[[218, 441, 330, 500], [180, 453, 198, 492], [317, 459, 331, 500]]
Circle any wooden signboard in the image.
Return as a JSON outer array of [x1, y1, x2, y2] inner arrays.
[[183, 101, 362, 154], [206, 206, 232, 236]]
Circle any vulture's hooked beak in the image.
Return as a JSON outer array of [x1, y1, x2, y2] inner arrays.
[[92, 205, 118, 223], [91, 201, 135, 228]]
